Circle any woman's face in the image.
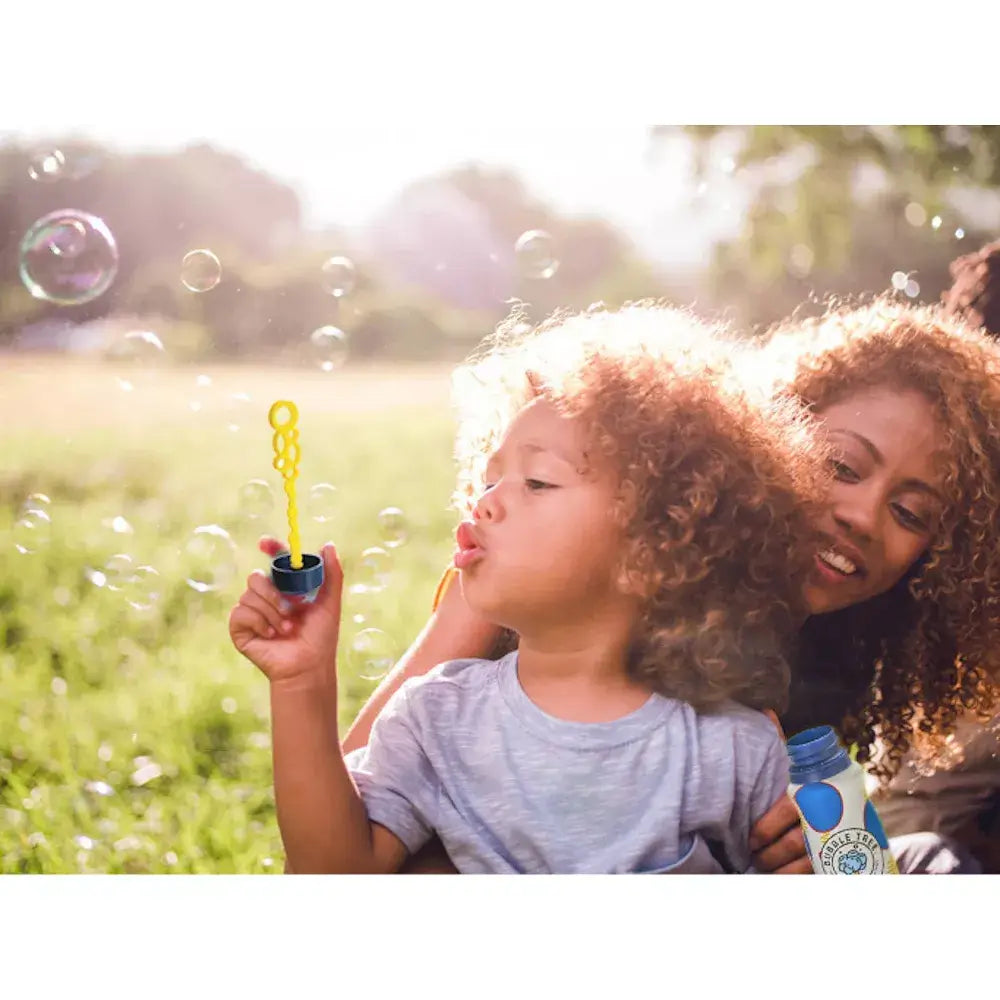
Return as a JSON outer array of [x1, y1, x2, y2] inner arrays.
[[802, 386, 948, 616]]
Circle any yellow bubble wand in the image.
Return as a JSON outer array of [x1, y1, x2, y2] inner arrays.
[[268, 400, 324, 600]]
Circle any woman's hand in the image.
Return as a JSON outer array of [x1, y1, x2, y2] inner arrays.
[[749, 795, 812, 873], [228, 537, 343, 689]]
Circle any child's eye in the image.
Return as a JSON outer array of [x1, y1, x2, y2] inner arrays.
[[525, 479, 553, 491], [830, 459, 859, 482]]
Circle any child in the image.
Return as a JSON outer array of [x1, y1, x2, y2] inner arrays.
[[229, 302, 829, 873]]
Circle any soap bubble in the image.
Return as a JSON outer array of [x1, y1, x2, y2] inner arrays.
[[20, 493, 52, 516], [19, 209, 119, 305], [84, 515, 135, 587], [107, 330, 166, 369], [310, 325, 349, 372], [103, 553, 135, 592], [904, 202, 927, 227], [891, 271, 908, 291], [13, 509, 52, 554], [28, 149, 66, 182], [377, 507, 408, 549], [350, 628, 395, 681], [183, 524, 238, 593], [515, 230, 559, 280], [956, 228, 966, 240], [238, 480, 275, 519], [308, 483, 338, 522], [931, 215, 943, 230], [123, 566, 161, 611], [180, 249, 222, 292], [320, 256, 357, 297], [357, 546, 391, 594], [904, 279, 921, 299]]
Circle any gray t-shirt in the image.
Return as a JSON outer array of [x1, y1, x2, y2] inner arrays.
[[345, 651, 789, 873]]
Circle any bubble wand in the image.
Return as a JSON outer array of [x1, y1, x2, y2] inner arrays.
[[268, 399, 324, 602]]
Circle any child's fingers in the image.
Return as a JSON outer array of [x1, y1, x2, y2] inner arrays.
[[240, 590, 292, 635], [246, 570, 291, 611], [230, 605, 277, 642], [258, 536, 287, 558]]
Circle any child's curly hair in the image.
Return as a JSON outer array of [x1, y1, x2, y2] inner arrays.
[[451, 301, 830, 714], [761, 296, 1000, 782]]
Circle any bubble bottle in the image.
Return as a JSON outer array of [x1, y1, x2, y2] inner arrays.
[[267, 400, 324, 602], [786, 725, 899, 875]]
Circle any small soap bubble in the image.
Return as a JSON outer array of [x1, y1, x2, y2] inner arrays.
[[238, 480, 275, 519], [84, 780, 114, 797], [357, 546, 392, 593], [308, 483, 338, 522], [163, 851, 178, 866], [310, 325, 349, 372], [183, 524, 238, 593], [904, 279, 921, 298], [955, 228, 966, 240], [377, 507, 408, 549], [51, 677, 68, 697], [103, 553, 135, 592], [98, 743, 114, 762], [28, 149, 66, 182], [180, 249, 222, 292], [131, 761, 163, 787], [221, 697, 238, 715], [14, 509, 52, 554], [107, 330, 166, 373], [74, 835, 94, 851], [320, 256, 357, 297], [904, 202, 927, 227], [891, 271, 908, 291], [515, 230, 559, 280], [20, 493, 52, 516], [19, 209, 119, 305], [350, 628, 395, 681], [123, 566, 161, 611], [931, 215, 942, 230]]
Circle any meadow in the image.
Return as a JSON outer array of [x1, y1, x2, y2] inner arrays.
[[0, 356, 460, 873]]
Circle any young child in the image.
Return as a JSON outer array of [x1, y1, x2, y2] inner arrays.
[[229, 302, 830, 874]]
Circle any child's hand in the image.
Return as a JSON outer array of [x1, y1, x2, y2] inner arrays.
[[228, 537, 343, 689]]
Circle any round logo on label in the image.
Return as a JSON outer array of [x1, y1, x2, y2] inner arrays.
[[818, 828, 885, 875]]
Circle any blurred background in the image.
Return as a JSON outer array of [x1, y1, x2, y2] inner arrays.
[[3, 124, 999, 873]]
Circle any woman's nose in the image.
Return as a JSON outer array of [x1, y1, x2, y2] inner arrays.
[[832, 491, 878, 543]]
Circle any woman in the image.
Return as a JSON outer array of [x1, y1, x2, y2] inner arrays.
[[282, 298, 1000, 873]]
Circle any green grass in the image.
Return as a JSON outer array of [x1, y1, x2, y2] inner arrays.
[[0, 360, 458, 872]]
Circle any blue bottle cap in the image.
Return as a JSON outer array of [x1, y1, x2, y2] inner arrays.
[[270, 552, 324, 600], [786, 725, 851, 783]]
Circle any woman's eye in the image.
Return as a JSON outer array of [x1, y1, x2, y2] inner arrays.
[[525, 479, 553, 491], [892, 503, 928, 532]]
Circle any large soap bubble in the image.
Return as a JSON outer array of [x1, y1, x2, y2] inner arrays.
[[19, 209, 119, 305]]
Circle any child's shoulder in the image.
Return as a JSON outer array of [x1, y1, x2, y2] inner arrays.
[[694, 700, 784, 750], [399, 652, 509, 709]]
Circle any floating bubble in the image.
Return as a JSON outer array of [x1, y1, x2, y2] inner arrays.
[[85, 515, 135, 582], [183, 524, 238, 593], [180, 249, 222, 293], [891, 271, 908, 291], [357, 546, 392, 593], [931, 215, 942, 230], [905, 279, 921, 299], [84, 780, 114, 797], [955, 228, 966, 240], [19, 209, 119, 305], [14, 509, 52, 554], [515, 230, 559, 280], [320, 256, 357, 297], [107, 330, 166, 369], [103, 553, 135, 592], [28, 149, 66, 182], [904, 202, 927, 227], [310, 325, 349, 372], [308, 483, 338, 522], [238, 480, 275, 519], [350, 628, 395, 681], [377, 507, 408, 549], [20, 493, 51, 516], [123, 566, 161, 611]]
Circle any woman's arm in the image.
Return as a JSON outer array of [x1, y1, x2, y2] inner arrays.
[[340, 568, 502, 755]]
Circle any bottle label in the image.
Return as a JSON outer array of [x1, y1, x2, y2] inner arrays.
[[816, 827, 897, 875]]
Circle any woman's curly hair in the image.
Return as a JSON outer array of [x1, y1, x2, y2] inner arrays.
[[451, 301, 830, 714], [760, 296, 1000, 783]]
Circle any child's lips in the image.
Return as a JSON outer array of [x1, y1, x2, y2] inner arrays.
[[454, 521, 486, 569]]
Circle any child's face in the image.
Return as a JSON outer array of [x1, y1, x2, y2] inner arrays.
[[456, 398, 629, 632]]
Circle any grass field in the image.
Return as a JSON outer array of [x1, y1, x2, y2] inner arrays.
[[0, 356, 460, 873]]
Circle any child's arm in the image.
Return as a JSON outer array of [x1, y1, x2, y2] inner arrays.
[[341, 566, 501, 755]]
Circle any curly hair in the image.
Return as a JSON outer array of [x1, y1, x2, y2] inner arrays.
[[451, 301, 830, 714], [761, 296, 1000, 782]]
